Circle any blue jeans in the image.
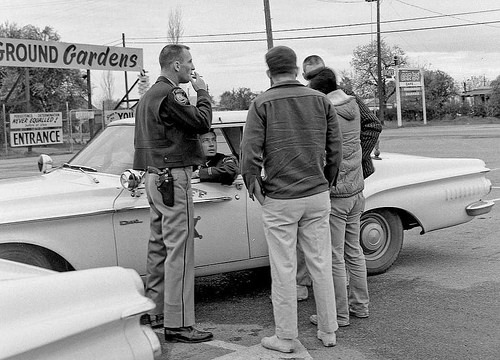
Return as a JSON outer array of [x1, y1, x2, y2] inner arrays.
[[330, 192, 369, 322]]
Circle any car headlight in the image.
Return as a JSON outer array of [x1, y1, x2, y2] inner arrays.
[[120, 169, 144, 191]]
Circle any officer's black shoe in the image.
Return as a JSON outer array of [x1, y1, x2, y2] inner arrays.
[[140, 314, 164, 328], [164, 326, 213, 343]]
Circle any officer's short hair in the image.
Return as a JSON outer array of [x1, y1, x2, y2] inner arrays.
[[159, 44, 190, 69]]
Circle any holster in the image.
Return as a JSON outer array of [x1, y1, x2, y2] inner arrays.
[[152, 168, 174, 207]]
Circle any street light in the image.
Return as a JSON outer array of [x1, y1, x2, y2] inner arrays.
[[366, 0, 384, 124]]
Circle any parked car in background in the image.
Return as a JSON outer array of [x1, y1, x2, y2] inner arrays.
[[0, 111, 494, 275], [0, 259, 160, 360]]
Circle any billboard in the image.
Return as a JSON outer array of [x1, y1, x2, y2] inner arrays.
[[9, 112, 63, 147], [0, 38, 143, 72]]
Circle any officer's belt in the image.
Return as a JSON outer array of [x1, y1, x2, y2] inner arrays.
[[147, 166, 169, 175]]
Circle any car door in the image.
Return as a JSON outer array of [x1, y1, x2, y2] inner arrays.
[[112, 126, 250, 276]]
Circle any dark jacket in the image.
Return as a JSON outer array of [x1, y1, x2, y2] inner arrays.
[[198, 153, 239, 185], [133, 76, 212, 170], [343, 88, 382, 179], [241, 80, 342, 200], [326, 90, 364, 198]]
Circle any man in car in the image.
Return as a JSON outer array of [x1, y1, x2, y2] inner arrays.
[[192, 130, 239, 185]]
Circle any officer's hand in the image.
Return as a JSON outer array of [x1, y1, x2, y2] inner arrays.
[[190, 72, 207, 92]]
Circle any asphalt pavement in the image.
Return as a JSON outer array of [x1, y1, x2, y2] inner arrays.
[[1, 123, 499, 359]]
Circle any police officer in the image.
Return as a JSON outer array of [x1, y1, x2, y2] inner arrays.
[[133, 44, 213, 343], [193, 130, 239, 185]]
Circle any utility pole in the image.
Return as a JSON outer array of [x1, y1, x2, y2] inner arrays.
[[366, 0, 384, 124], [263, 0, 274, 50], [122, 33, 130, 108], [263, 0, 274, 86]]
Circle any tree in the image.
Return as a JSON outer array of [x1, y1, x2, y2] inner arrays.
[[488, 75, 500, 118], [350, 39, 407, 103], [464, 75, 490, 92], [167, 7, 184, 44], [219, 88, 257, 110], [423, 69, 458, 120], [0, 22, 88, 114]]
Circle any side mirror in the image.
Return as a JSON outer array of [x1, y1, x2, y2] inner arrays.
[[37, 154, 53, 173], [120, 169, 144, 191]]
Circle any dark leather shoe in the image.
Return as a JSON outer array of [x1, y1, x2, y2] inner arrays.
[[164, 326, 213, 343], [140, 314, 164, 328]]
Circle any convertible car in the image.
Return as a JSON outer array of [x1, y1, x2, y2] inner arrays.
[[0, 111, 494, 275]]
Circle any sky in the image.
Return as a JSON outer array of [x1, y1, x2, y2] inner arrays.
[[2, 0, 500, 104]]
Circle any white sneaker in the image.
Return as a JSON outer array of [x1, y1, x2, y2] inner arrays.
[[261, 335, 294, 353], [317, 330, 336, 347]]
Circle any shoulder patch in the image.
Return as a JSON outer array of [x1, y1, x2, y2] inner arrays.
[[172, 88, 190, 105]]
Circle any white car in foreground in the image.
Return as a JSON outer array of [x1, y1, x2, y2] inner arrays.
[[0, 259, 160, 360], [0, 111, 494, 276]]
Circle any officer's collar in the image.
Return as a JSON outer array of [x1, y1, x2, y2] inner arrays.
[[157, 76, 177, 87]]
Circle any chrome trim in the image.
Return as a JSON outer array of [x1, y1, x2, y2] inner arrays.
[[0, 209, 116, 227], [465, 200, 495, 216]]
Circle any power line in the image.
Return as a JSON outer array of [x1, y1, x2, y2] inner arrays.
[[125, 19, 500, 45], [395, 0, 500, 29], [124, 8, 500, 42]]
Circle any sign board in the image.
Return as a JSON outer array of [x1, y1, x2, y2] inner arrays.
[[0, 37, 143, 72], [75, 111, 95, 120], [383, 68, 395, 78], [395, 68, 427, 127], [10, 128, 63, 147], [104, 109, 134, 125], [401, 88, 422, 96], [398, 69, 422, 87], [10, 112, 62, 129]]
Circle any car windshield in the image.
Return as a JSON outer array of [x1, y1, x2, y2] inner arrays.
[[68, 124, 135, 175]]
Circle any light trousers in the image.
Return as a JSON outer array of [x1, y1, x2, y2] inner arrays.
[[262, 191, 338, 339], [330, 192, 369, 322], [297, 192, 369, 322], [144, 167, 195, 328]]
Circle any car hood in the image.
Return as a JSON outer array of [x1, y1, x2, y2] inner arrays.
[[0, 169, 123, 224]]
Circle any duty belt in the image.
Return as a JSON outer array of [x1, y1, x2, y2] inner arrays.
[[147, 166, 169, 175]]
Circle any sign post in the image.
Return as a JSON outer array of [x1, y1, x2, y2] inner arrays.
[[395, 68, 426, 127]]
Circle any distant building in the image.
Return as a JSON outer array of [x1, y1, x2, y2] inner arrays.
[[460, 86, 493, 107]]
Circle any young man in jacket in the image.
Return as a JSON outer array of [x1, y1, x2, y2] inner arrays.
[[241, 45, 343, 354]]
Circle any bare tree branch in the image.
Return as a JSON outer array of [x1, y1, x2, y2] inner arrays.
[[167, 7, 184, 44]]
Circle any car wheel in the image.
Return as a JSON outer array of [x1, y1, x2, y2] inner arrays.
[[360, 209, 403, 275], [0, 244, 54, 270]]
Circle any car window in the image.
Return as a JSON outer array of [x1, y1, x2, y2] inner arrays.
[[219, 126, 242, 158], [69, 125, 135, 175]]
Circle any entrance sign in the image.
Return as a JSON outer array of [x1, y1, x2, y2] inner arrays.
[[10, 129, 63, 147], [395, 68, 427, 127], [0, 38, 143, 72], [9, 112, 63, 147]]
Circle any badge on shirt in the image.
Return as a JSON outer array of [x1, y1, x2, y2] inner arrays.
[[173, 88, 189, 105]]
